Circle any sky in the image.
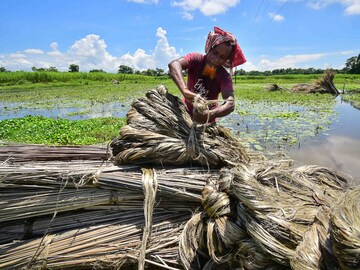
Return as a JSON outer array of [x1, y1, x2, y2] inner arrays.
[[0, 0, 359, 73]]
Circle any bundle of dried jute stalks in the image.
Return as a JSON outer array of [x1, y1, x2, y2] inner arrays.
[[179, 164, 359, 269], [110, 85, 250, 168], [0, 159, 216, 270]]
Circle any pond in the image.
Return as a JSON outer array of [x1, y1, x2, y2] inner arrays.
[[288, 97, 360, 185], [0, 100, 131, 120], [0, 95, 359, 184]]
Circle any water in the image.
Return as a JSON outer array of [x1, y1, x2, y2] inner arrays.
[[288, 97, 360, 185], [0, 101, 131, 120]]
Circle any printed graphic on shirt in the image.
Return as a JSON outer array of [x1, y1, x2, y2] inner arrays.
[[193, 78, 217, 110], [193, 79, 208, 97]]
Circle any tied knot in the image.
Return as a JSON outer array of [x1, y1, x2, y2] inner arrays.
[[201, 180, 231, 218]]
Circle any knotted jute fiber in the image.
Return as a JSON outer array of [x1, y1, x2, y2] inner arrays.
[[110, 85, 250, 168]]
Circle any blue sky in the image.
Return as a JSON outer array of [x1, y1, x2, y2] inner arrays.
[[0, 0, 359, 72]]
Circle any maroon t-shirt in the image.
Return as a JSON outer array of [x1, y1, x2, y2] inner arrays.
[[184, 52, 233, 116]]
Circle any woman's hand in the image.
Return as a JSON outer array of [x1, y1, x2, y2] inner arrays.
[[182, 89, 197, 102]]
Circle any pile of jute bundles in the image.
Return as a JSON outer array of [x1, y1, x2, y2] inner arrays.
[[111, 85, 359, 269], [0, 85, 358, 269], [0, 153, 219, 269]]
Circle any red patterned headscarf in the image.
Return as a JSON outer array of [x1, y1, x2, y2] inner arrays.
[[205, 26, 246, 69]]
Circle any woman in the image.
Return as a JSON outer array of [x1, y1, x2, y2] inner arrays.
[[168, 26, 246, 123]]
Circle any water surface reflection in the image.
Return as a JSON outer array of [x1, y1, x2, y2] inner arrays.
[[288, 97, 360, 185]]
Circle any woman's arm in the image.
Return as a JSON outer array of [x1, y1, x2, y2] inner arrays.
[[168, 57, 197, 101]]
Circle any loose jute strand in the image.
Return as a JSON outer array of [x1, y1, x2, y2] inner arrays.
[[138, 168, 158, 270]]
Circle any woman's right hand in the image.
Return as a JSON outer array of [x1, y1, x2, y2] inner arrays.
[[182, 88, 197, 102]]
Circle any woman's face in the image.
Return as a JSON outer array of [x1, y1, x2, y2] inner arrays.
[[206, 43, 233, 68]]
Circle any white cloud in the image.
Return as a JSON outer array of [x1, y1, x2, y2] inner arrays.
[[9, 53, 26, 59], [343, 0, 360, 15], [23, 49, 44, 55], [172, 0, 240, 17], [119, 49, 156, 70], [181, 11, 194, 20], [48, 42, 62, 56], [246, 53, 327, 71], [303, 0, 360, 15], [127, 0, 159, 3], [340, 50, 355, 55], [50, 42, 59, 51], [269, 12, 285, 21], [153, 27, 180, 68], [0, 28, 180, 72]]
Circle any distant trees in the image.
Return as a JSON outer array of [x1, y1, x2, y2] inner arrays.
[[89, 69, 106, 73], [235, 67, 326, 76], [155, 68, 165, 76], [117, 65, 165, 76], [0, 67, 7, 72], [118, 65, 134, 74], [31, 66, 58, 72], [69, 64, 79, 72], [343, 54, 360, 74]]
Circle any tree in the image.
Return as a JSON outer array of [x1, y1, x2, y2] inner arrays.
[[144, 69, 156, 76], [118, 65, 134, 74], [48, 66, 58, 72], [344, 54, 360, 74], [31, 66, 58, 72], [0, 67, 6, 72], [155, 68, 165, 76], [69, 64, 79, 72], [89, 69, 106, 73]]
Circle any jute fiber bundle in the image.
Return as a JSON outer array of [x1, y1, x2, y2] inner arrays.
[[291, 69, 339, 95], [179, 163, 354, 269], [0, 210, 188, 269], [0, 144, 108, 163], [0, 158, 220, 269], [111, 85, 250, 168], [330, 187, 360, 269]]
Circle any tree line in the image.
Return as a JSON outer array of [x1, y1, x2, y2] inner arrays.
[[1, 54, 359, 75]]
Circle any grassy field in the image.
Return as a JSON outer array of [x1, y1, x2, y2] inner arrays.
[[0, 72, 359, 146]]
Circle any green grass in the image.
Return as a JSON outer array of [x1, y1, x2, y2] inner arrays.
[[234, 83, 335, 105], [0, 116, 126, 145], [0, 71, 170, 85]]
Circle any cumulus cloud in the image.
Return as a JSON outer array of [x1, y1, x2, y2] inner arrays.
[[302, 0, 360, 15], [0, 28, 180, 72], [23, 49, 44, 55], [153, 27, 180, 69], [269, 12, 285, 21], [172, 0, 240, 18], [343, 0, 360, 15], [48, 42, 62, 56], [246, 53, 327, 71]]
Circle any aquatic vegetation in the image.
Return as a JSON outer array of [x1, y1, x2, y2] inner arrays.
[[0, 116, 126, 145], [219, 99, 337, 151]]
